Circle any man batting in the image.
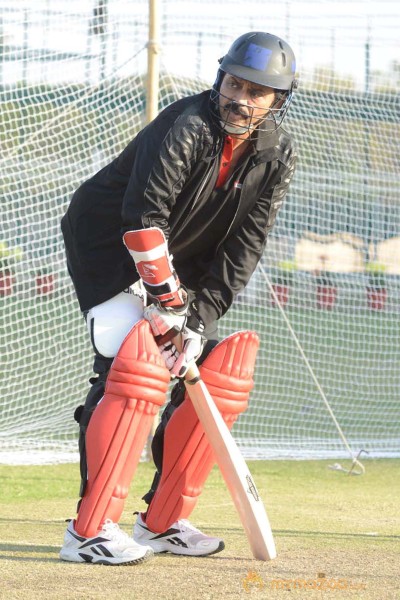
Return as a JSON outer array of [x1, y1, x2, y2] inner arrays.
[[60, 31, 298, 565]]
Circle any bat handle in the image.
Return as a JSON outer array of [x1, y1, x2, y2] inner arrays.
[[184, 361, 201, 383], [154, 326, 181, 346]]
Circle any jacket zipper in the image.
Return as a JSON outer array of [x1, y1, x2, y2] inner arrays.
[[215, 201, 240, 255], [178, 164, 215, 232], [215, 162, 256, 254], [192, 165, 214, 212]]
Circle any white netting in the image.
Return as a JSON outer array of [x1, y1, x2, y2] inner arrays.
[[1, 0, 399, 464]]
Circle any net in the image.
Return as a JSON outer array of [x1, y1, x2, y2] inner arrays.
[[1, 0, 399, 464]]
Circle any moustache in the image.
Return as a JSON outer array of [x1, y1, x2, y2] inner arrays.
[[225, 101, 250, 119]]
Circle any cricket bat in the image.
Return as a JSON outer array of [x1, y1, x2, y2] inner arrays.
[[184, 361, 277, 561]]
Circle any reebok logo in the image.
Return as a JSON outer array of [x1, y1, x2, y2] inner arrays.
[[139, 523, 189, 548]]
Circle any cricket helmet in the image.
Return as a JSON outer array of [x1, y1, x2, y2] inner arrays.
[[210, 32, 298, 135]]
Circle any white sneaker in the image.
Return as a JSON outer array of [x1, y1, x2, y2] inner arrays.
[[60, 518, 154, 565], [133, 512, 224, 557]]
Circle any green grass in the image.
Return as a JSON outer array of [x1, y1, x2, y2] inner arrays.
[[0, 459, 399, 599], [2, 299, 400, 452], [228, 305, 400, 444]]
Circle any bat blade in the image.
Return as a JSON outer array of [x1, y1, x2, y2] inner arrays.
[[184, 365, 276, 561]]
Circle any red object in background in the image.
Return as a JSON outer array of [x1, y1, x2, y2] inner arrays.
[[271, 283, 289, 307], [316, 285, 337, 309], [0, 271, 15, 297], [366, 288, 387, 310], [36, 274, 56, 296]]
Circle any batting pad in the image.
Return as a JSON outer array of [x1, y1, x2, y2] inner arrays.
[[75, 319, 170, 538], [145, 330, 259, 533]]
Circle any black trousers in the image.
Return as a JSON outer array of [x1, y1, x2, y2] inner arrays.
[[75, 322, 218, 505]]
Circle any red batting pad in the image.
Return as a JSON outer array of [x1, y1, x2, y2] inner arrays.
[[75, 320, 170, 538], [145, 330, 259, 533]]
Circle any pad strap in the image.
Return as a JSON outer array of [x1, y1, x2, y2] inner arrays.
[[123, 227, 185, 308]]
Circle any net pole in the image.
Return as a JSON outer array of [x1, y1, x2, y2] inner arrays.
[[145, 0, 161, 461], [146, 0, 161, 124]]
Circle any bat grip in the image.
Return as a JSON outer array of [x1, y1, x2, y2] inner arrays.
[[154, 326, 200, 382], [154, 326, 181, 346]]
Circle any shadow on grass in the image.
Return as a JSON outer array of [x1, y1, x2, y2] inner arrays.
[[202, 525, 400, 542], [2, 516, 398, 542], [0, 518, 67, 525], [0, 541, 60, 563], [274, 529, 400, 541], [0, 541, 248, 564]]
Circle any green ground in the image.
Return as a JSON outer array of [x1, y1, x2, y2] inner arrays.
[[0, 459, 399, 599]]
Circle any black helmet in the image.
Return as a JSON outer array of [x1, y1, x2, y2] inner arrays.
[[219, 31, 297, 91], [210, 32, 298, 136]]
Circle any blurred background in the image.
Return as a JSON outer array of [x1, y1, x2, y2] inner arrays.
[[1, 0, 399, 465]]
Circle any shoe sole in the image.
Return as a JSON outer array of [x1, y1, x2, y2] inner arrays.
[[137, 539, 225, 557], [59, 548, 153, 566]]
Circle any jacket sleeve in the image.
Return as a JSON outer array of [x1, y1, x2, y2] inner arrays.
[[121, 113, 205, 236], [195, 150, 297, 324]]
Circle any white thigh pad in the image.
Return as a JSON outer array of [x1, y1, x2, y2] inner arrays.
[[86, 290, 144, 358]]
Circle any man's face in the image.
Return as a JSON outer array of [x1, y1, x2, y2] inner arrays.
[[218, 74, 277, 137]]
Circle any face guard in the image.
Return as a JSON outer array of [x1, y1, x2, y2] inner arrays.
[[210, 78, 296, 136]]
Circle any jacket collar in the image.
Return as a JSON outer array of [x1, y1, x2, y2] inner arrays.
[[253, 124, 280, 152], [248, 127, 281, 164]]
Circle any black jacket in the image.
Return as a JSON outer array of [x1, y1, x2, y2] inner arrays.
[[61, 90, 296, 325]]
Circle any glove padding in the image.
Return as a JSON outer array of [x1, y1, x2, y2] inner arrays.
[[157, 340, 180, 373], [170, 325, 206, 378], [144, 299, 188, 339], [145, 300, 206, 378]]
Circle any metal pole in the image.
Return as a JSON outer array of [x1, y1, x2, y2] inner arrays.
[[99, 0, 108, 81], [145, 0, 161, 460], [0, 16, 4, 86], [365, 35, 370, 94], [285, 1, 290, 39], [146, 0, 160, 124], [23, 9, 29, 82]]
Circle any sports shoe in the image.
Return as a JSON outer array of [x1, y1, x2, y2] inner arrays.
[[133, 512, 225, 557], [60, 518, 154, 565]]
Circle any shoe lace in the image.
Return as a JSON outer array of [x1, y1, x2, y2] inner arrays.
[[177, 519, 202, 535], [101, 519, 131, 541]]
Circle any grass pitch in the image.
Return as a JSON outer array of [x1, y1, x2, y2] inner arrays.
[[0, 459, 399, 600]]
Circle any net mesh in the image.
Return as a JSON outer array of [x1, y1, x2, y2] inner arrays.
[[1, 0, 399, 463]]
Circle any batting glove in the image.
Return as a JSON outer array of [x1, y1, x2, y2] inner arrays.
[[157, 340, 180, 373], [144, 294, 188, 339], [170, 301, 206, 378], [170, 326, 206, 378]]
